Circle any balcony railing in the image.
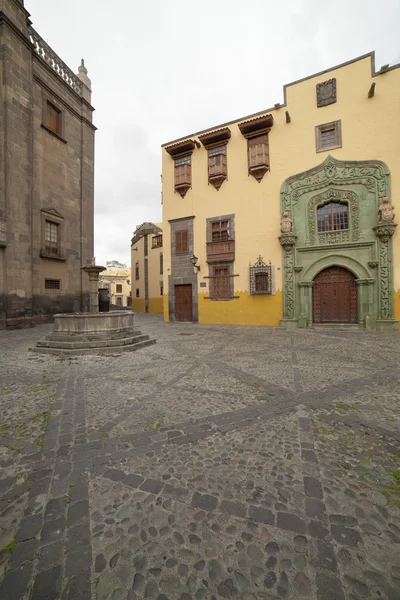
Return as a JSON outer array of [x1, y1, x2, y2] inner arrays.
[[206, 239, 235, 262]]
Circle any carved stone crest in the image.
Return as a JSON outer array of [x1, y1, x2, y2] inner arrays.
[[378, 194, 395, 224], [280, 211, 293, 234], [316, 78, 337, 107]]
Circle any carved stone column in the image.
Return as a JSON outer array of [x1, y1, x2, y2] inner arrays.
[[279, 234, 297, 326], [81, 259, 106, 313], [373, 223, 398, 330], [298, 281, 314, 327], [355, 278, 375, 325]]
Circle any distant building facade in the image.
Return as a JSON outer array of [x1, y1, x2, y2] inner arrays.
[[162, 53, 400, 330], [106, 260, 127, 271], [131, 223, 163, 313], [0, 0, 95, 328], [99, 268, 131, 307]]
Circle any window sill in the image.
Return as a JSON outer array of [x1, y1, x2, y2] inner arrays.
[[41, 124, 67, 144], [204, 296, 239, 301], [40, 250, 67, 261], [316, 143, 342, 153]]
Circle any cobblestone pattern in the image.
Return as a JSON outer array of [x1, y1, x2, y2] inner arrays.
[[1, 315, 400, 599]]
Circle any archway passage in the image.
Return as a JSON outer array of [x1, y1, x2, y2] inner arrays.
[[313, 266, 357, 323]]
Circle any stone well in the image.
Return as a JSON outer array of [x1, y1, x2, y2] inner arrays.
[[30, 259, 156, 355]]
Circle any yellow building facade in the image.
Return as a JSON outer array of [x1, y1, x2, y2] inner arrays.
[[99, 268, 131, 307], [131, 223, 163, 313], [161, 52, 400, 330]]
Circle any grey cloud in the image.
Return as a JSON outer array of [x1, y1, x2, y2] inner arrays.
[[26, 0, 400, 267]]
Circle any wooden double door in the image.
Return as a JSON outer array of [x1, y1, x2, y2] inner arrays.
[[313, 267, 357, 324], [175, 284, 193, 322]]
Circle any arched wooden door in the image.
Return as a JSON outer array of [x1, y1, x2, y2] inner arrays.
[[313, 267, 357, 323]]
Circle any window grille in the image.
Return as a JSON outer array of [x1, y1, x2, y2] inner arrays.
[[249, 256, 272, 295], [45, 279, 61, 290]]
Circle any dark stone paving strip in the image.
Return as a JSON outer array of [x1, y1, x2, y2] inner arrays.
[[298, 416, 346, 600], [290, 335, 303, 393], [0, 367, 92, 600]]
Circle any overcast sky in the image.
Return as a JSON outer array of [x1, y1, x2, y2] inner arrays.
[[26, 0, 399, 268]]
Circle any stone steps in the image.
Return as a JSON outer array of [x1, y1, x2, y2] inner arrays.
[[43, 329, 142, 342], [30, 338, 156, 356], [37, 333, 148, 349]]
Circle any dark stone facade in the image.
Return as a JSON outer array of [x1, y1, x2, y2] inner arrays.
[[0, 0, 95, 328], [168, 216, 198, 321]]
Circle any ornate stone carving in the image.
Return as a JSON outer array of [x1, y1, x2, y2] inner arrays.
[[307, 188, 359, 245], [281, 155, 389, 213], [280, 211, 293, 234], [316, 78, 337, 107], [280, 156, 394, 328], [278, 234, 297, 249], [373, 223, 397, 319], [378, 194, 395, 223]]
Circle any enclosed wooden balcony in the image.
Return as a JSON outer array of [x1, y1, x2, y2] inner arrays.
[[206, 239, 235, 262]]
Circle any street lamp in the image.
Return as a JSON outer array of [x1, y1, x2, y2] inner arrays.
[[190, 254, 200, 271]]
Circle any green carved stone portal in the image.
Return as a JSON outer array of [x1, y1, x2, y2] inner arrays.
[[279, 155, 398, 330]]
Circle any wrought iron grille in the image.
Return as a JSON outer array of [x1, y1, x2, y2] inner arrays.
[[249, 256, 272, 295]]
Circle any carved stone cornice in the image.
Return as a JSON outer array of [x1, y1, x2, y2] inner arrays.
[[356, 278, 375, 285], [294, 266, 303, 272], [298, 281, 314, 287], [279, 234, 297, 249], [373, 223, 397, 242]]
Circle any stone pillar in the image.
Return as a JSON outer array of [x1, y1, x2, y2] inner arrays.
[[279, 234, 297, 327], [373, 223, 398, 330], [81, 259, 106, 313], [298, 281, 314, 327], [77, 59, 92, 103]]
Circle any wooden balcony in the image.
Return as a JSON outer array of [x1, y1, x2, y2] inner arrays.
[[206, 239, 235, 262]]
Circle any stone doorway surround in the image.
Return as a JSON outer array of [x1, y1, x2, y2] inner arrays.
[[279, 156, 398, 331]]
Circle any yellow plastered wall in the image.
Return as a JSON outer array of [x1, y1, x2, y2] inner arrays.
[[131, 236, 145, 312], [148, 238, 163, 314], [131, 230, 164, 313], [162, 55, 400, 326]]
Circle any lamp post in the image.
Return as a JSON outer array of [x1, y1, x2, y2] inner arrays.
[[190, 255, 200, 271]]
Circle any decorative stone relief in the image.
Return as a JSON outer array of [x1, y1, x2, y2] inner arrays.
[[280, 211, 293, 234], [282, 155, 388, 212], [307, 188, 359, 245], [378, 193, 395, 223], [316, 78, 336, 107], [279, 156, 395, 328], [279, 235, 296, 318]]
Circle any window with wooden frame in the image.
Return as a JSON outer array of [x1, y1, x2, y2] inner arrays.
[[152, 234, 163, 249], [174, 155, 191, 197], [160, 253, 163, 275], [211, 220, 230, 242], [317, 202, 348, 232], [116, 297, 123, 306], [44, 220, 60, 256], [135, 261, 139, 280], [199, 128, 231, 191], [165, 140, 196, 199], [238, 115, 273, 182], [116, 284, 122, 293], [315, 120, 342, 152], [210, 265, 231, 299], [175, 229, 189, 253], [45, 101, 61, 135], [136, 288, 140, 297], [160, 281, 163, 296]]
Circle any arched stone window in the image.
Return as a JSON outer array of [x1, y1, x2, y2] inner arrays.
[[317, 201, 348, 233]]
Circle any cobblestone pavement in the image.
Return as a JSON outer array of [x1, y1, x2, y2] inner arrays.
[[1, 314, 400, 600]]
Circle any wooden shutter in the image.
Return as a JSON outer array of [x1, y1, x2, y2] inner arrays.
[[248, 134, 269, 167], [175, 229, 188, 253]]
